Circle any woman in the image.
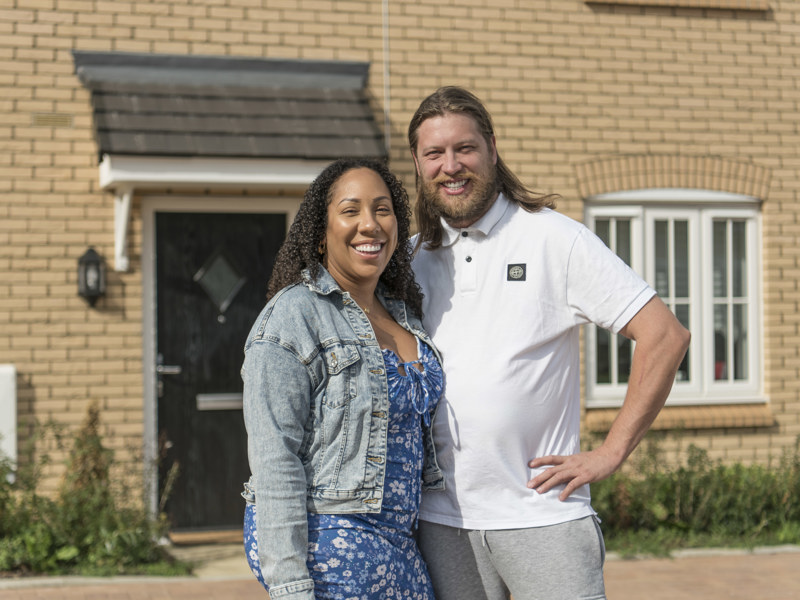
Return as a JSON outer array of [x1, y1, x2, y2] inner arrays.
[[241, 158, 444, 600]]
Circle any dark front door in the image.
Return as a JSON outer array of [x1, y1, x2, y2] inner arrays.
[[155, 211, 285, 530]]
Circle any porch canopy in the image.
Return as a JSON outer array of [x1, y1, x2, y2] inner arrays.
[[72, 50, 387, 270]]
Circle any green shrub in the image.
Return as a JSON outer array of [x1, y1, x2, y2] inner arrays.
[[592, 436, 800, 556], [0, 402, 188, 576]]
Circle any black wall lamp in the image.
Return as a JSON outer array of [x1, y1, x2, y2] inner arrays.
[[78, 247, 106, 307]]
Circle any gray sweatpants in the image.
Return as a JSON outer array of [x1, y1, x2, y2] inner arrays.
[[418, 516, 607, 600]]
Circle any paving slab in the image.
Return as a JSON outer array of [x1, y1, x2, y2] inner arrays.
[[604, 546, 800, 600]]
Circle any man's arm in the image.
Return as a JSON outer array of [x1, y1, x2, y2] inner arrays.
[[527, 295, 690, 501]]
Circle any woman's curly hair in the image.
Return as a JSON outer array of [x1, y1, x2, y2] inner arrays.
[[267, 157, 424, 318]]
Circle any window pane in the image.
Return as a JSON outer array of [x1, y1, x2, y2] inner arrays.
[[596, 219, 610, 246], [732, 221, 747, 298], [616, 220, 632, 266], [596, 328, 610, 384], [654, 220, 669, 296], [714, 305, 728, 380], [713, 221, 727, 298], [617, 336, 631, 384], [675, 303, 690, 381], [733, 304, 748, 380], [675, 220, 689, 298]]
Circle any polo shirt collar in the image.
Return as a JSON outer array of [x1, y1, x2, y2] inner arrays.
[[441, 193, 511, 247]]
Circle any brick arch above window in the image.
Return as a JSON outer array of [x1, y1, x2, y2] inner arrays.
[[574, 155, 772, 201]]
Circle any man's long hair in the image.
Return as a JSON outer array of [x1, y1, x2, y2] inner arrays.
[[408, 86, 558, 249], [266, 157, 423, 318]]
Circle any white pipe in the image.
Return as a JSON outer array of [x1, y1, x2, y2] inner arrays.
[[0, 364, 17, 482], [114, 187, 133, 272], [382, 0, 391, 155]]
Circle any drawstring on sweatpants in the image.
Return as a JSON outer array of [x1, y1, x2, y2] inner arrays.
[[459, 528, 489, 548]]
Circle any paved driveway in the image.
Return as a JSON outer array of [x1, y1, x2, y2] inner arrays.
[[1, 545, 798, 599]]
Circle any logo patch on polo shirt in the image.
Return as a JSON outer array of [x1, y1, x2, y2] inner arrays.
[[507, 263, 526, 281]]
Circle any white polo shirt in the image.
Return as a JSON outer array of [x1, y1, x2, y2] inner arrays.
[[413, 194, 655, 529]]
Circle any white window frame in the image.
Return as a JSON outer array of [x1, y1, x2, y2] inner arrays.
[[585, 189, 764, 408]]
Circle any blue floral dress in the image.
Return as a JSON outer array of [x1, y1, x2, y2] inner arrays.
[[244, 339, 443, 599]]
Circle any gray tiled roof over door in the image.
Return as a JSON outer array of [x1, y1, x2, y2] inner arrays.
[[72, 50, 386, 161]]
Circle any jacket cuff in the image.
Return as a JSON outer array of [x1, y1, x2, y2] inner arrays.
[[267, 578, 314, 599]]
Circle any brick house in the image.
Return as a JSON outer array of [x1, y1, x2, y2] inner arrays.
[[2, 0, 797, 533]]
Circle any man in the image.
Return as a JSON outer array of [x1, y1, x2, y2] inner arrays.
[[408, 86, 690, 600]]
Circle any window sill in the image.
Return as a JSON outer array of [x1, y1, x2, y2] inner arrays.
[[584, 0, 769, 10], [585, 403, 775, 432]]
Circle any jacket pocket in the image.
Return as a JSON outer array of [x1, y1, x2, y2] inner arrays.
[[320, 342, 360, 408]]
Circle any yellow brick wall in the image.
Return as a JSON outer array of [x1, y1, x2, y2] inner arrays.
[[2, 0, 799, 494]]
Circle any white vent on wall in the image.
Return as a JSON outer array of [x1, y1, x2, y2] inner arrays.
[[0, 364, 17, 479]]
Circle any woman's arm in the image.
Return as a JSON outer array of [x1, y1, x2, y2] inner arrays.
[[243, 338, 316, 600]]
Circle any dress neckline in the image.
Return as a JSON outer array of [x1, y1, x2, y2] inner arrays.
[[382, 340, 426, 375]]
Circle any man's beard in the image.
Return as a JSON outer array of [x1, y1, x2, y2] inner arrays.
[[419, 166, 498, 227]]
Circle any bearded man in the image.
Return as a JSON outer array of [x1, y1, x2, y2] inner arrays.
[[408, 86, 690, 600]]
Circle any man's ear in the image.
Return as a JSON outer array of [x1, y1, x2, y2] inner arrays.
[[412, 151, 422, 177], [490, 135, 498, 165]]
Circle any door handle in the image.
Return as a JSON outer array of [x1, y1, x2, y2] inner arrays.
[[156, 365, 182, 375]]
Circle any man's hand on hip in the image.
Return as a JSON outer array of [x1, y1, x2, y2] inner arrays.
[[526, 449, 622, 501]]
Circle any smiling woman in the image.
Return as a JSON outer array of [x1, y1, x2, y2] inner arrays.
[[265, 158, 423, 318], [239, 158, 444, 600], [322, 167, 398, 309]]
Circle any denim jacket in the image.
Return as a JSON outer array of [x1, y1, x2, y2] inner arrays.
[[241, 266, 444, 599]]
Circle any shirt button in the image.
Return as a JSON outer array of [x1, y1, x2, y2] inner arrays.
[[466, 256, 472, 262], [461, 231, 468, 237]]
